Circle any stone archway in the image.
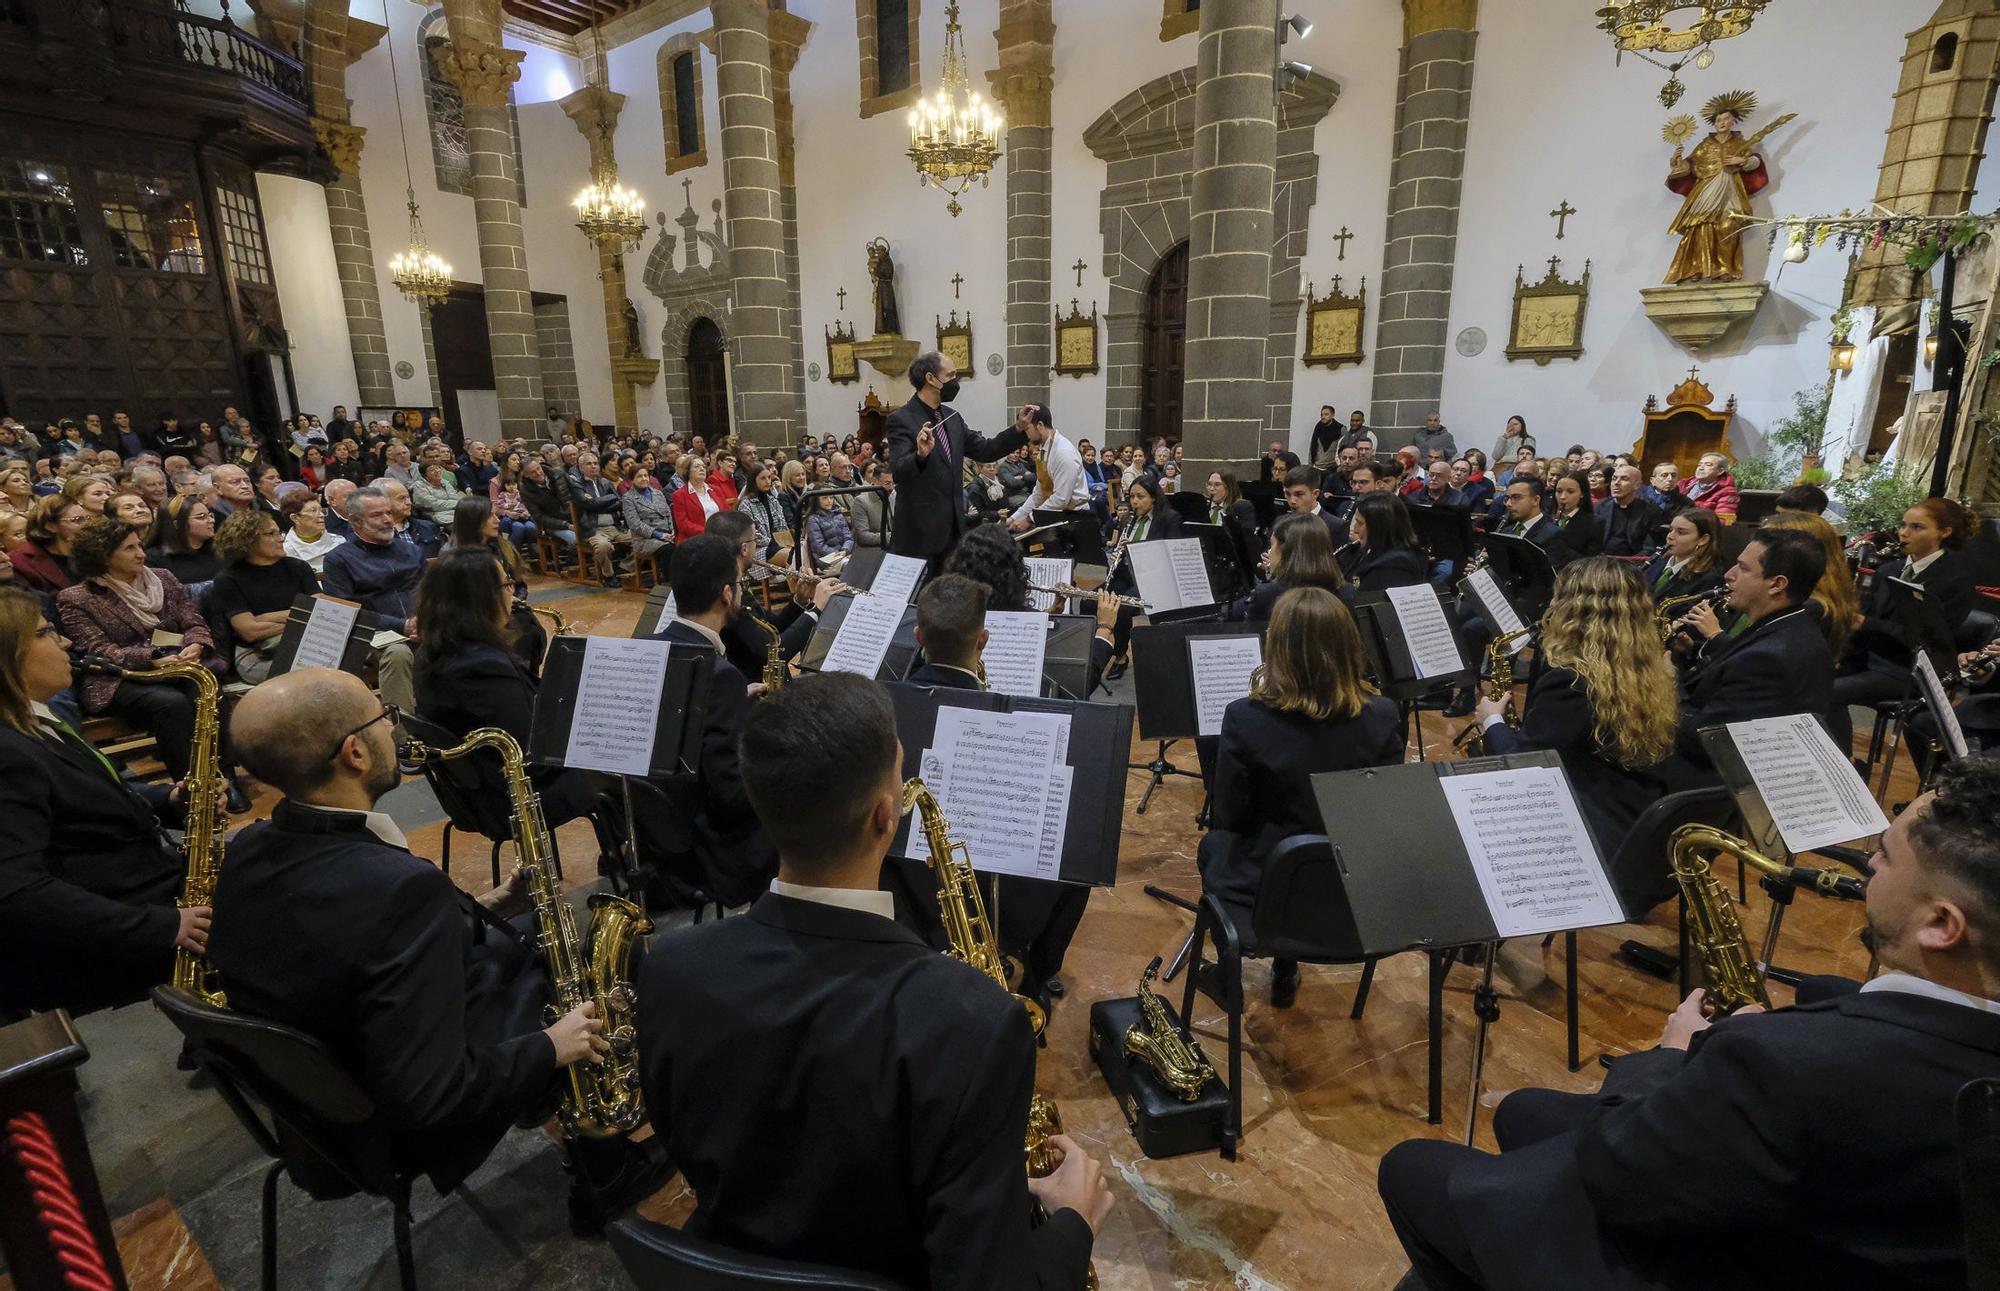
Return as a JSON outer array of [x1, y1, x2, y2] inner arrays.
[[657, 299, 728, 435], [1083, 68, 1339, 442]]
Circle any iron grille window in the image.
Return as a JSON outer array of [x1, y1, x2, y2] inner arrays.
[[95, 171, 205, 274], [215, 182, 271, 286], [0, 161, 87, 266]]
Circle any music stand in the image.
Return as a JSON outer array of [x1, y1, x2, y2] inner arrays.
[[1240, 480, 1286, 531], [633, 584, 675, 638], [1023, 510, 1109, 570], [1407, 503, 1476, 574], [797, 593, 921, 681], [1041, 615, 1101, 700], [1476, 532, 1556, 619], [1127, 621, 1265, 816], [1167, 492, 1210, 527], [268, 594, 380, 676], [1183, 522, 1256, 605], [1865, 579, 1963, 797]]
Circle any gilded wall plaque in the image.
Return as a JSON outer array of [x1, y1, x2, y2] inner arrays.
[[1054, 298, 1099, 376], [1302, 275, 1366, 369], [825, 320, 859, 385], [937, 310, 974, 378], [1506, 257, 1591, 365]]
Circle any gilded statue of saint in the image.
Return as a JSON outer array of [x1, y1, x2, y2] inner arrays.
[[867, 237, 901, 337], [1662, 91, 1794, 284]]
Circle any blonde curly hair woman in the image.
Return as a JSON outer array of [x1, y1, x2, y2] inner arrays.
[[1468, 556, 1680, 864]]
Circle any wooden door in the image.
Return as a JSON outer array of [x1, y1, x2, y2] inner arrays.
[[686, 316, 729, 444], [1141, 241, 1188, 444]]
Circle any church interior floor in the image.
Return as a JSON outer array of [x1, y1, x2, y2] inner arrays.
[[21, 576, 1902, 1291]]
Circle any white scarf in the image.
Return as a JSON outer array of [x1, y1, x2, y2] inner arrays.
[[100, 565, 165, 630]]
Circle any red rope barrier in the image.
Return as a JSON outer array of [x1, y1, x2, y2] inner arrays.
[[4, 1111, 119, 1291]]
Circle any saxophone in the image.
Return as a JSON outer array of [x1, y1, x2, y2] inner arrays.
[[1123, 955, 1214, 1101], [903, 779, 1095, 1288], [515, 598, 575, 672], [749, 607, 787, 691], [1452, 626, 1532, 755], [81, 656, 227, 1007], [401, 728, 653, 1137], [1667, 823, 1868, 1014]]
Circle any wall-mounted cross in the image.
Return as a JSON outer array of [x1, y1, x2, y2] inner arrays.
[[1073, 258, 1088, 287], [1549, 199, 1576, 240], [836, 287, 847, 311], [1686, 365, 1701, 383], [681, 177, 693, 207], [1332, 225, 1353, 260], [951, 273, 964, 299]]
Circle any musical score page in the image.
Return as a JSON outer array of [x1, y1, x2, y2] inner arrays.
[[908, 707, 1072, 880], [1463, 567, 1527, 639], [820, 590, 906, 679], [1914, 653, 1970, 762], [870, 553, 927, 605], [563, 636, 670, 775], [1726, 714, 1890, 853], [981, 611, 1048, 698], [1187, 635, 1263, 737], [1126, 538, 1213, 613], [290, 595, 361, 673], [1438, 767, 1623, 937], [1024, 556, 1074, 612], [1385, 583, 1465, 679]]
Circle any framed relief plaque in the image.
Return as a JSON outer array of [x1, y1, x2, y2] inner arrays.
[[1506, 257, 1591, 365], [1054, 299, 1099, 376], [825, 320, 859, 385], [1302, 275, 1366, 369], [937, 311, 974, 378]]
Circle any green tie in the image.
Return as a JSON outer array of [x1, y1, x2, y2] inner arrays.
[[1652, 565, 1674, 593], [1132, 516, 1150, 543], [45, 717, 120, 783], [1725, 613, 1751, 639]]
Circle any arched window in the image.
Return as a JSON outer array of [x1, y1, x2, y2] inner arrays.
[[657, 33, 708, 175], [419, 9, 527, 202], [1933, 31, 1960, 73]]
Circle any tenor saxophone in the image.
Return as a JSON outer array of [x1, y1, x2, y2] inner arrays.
[[1123, 956, 1214, 1101], [1452, 627, 1532, 755], [81, 656, 227, 1007], [515, 598, 576, 672], [750, 607, 787, 692], [903, 779, 1095, 1289], [402, 728, 653, 1136]]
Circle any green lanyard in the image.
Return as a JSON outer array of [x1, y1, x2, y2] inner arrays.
[[44, 718, 120, 783]]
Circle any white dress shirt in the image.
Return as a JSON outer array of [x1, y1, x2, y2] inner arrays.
[[770, 878, 897, 921], [1859, 969, 2000, 1015], [1011, 431, 1092, 522]]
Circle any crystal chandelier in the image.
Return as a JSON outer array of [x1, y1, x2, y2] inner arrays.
[[1595, 1, 1773, 107], [389, 191, 452, 306], [905, 1, 1003, 218], [573, 126, 647, 253]]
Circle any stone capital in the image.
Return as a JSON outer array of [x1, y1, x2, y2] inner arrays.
[[986, 65, 1054, 128], [559, 84, 627, 157], [312, 116, 367, 179], [1403, 0, 1478, 41], [343, 18, 388, 67], [432, 36, 524, 109], [768, 7, 811, 69]]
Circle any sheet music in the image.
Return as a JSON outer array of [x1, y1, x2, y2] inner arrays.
[[981, 611, 1048, 698], [290, 596, 361, 672], [1385, 583, 1464, 679], [1187, 635, 1263, 737], [1024, 556, 1074, 612], [910, 707, 1071, 880], [820, 589, 906, 678], [563, 637, 670, 775], [1463, 567, 1526, 639], [1914, 653, 1970, 761], [1126, 537, 1213, 612], [1439, 767, 1624, 937], [870, 552, 926, 606], [1727, 714, 1890, 853]]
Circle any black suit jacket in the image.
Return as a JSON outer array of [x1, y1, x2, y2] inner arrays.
[[210, 801, 555, 1191], [1677, 605, 1833, 760], [412, 642, 598, 826], [906, 661, 985, 689], [1642, 555, 1724, 604], [657, 620, 776, 906], [1447, 989, 2000, 1291], [1593, 497, 1662, 558], [1546, 509, 1603, 566], [886, 396, 1027, 560], [1850, 550, 1977, 669], [0, 725, 182, 1014], [637, 892, 1093, 1291], [1349, 546, 1427, 593], [1198, 696, 1405, 908]]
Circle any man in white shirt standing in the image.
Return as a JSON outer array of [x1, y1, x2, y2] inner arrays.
[[1007, 406, 1092, 532]]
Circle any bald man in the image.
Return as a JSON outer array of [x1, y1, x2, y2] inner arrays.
[[211, 671, 662, 1224]]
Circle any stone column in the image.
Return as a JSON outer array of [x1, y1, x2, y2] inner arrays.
[[988, 0, 1055, 412], [302, 0, 394, 406], [769, 9, 813, 433], [560, 85, 657, 434], [711, 0, 794, 441], [436, 0, 543, 438], [1369, 0, 1478, 444], [1180, 0, 1276, 476]]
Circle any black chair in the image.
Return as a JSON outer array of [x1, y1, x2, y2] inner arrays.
[[151, 986, 476, 1291], [624, 778, 721, 921], [401, 712, 518, 887], [606, 1215, 907, 1291]]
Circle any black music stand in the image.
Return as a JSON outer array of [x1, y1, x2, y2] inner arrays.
[[1861, 578, 1962, 798], [633, 584, 675, 638], [268, 594, 381, 676], [1350, 585, 1475, 759], [1181, 522, 1255, 605], [1407, 503, 1476, 575], [1476, 531, 1557, 619], [828, 547, 926, 603], [1126, 621, 1265, 816], [797, 594, 921, 681], [1023, 510, 1110, 572], [1240, 480, 1287, 531], [1040, 615, 1101, 700]]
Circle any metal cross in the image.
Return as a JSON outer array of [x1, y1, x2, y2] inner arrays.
[[1332, 226, 1353, 260], [1686, 365, 1701, 383], [951, 273, 964, 299], [837, 287, 847, 311], [1072, 258, 1088, 287], [1546, 255, 1563, 278], [1550, 200, 1576, 240], [681, 177, 693, 207]]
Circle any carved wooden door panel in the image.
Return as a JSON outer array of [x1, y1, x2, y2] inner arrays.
[[686, 316, 730, 444], [1141, 242, 1188, 445]]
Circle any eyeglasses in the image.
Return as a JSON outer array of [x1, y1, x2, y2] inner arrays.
[[333, 704, 399, 754]]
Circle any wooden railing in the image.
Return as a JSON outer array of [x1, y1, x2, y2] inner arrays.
[[1, 0, 310, 114]]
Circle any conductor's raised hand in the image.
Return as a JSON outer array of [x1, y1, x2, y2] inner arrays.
[[1014, 403, 1039, 434], [1026, 1134, 1114, 1236], [916, 422, 936, 460], [545, 1001, 610, 1067]]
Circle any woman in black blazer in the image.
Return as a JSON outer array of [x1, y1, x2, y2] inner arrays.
[[1198, 587, 1405, 1006], [1642, 507, 1725, 604], [1224, 511, 1345, 622], [1832, 497, 1980, 737], [411, 550, 616, 842], [1545, 471, 1603, 567], [1341, 492, 1428, 595], [0, 588, 192, 1016], [1465, 558, 1680, 897], [1105, 476, 1183, 672]]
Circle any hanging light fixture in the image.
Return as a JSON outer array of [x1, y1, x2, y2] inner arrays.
[[1595, 1, 1774, 106], [1828, 306, 1856, 376], [906, 1, 1003, 218], [381, 0, 452, 306], [572, 13, 646, 252]]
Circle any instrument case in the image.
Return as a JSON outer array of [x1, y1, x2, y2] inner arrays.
[[1087, 996, 1230, 1159]]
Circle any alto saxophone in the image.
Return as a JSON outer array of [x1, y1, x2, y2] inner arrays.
[[515, 598, 575, 672], [1668, 823, 1867, 1014], [1123, 956, 1214, 1101], [401, 728, 653, 1137], [83, 656, 229, 1007], [902, 779, 1096, 1289], [1452, 627, 1533, 755], [750, 607, 787, 692]]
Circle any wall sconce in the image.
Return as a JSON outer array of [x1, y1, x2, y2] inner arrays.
[[1828, 336, 1857, 375], [1926, 330, 1941, 365]]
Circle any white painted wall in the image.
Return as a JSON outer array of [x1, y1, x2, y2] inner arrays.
[[257, 173, 359, 418]]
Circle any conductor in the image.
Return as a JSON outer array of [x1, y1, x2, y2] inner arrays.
[[887, 352, 1034, 573]]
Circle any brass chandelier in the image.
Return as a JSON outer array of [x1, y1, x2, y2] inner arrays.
[[905, 1, 1003, 218], [389, 192, 453, 306], [1595, 1, 1773, 107], [573, 122, 647, 253]]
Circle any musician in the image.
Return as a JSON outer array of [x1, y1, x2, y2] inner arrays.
[[1203, 470, 1258, 549], [704, 512, 838, 682], [905, 573, 992, 689], [1642, 507, 1724, 603], [1198, 588, 1403, 1008], [0, 588, 193, 1017], [1103, 477, 1180, 675], [1468, 559, 1679, 860], [1225, 512, 1343, 623], [1005, 406, 1090, 531], [1594, 463, 1662, 558], [212, 670, 663, 1225], [1378, 757, 2000, 1291], [1280, 466, 1344, 547], [1546, 472, 1604, 564], [1828, 498, 1979, 747], [1760, 512, 1860, 657], [886, 352, 1033, 572], [1490, 476, 1559, 551], [1673, 528, 1833, 763], [637, 672, 1110, 1289], [652, 534, 777, 907], [1341, 494, 1427, 594]]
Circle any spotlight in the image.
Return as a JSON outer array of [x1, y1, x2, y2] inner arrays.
[[1283, 14, 1313, 41], [1280, 59, 1314, 88]]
